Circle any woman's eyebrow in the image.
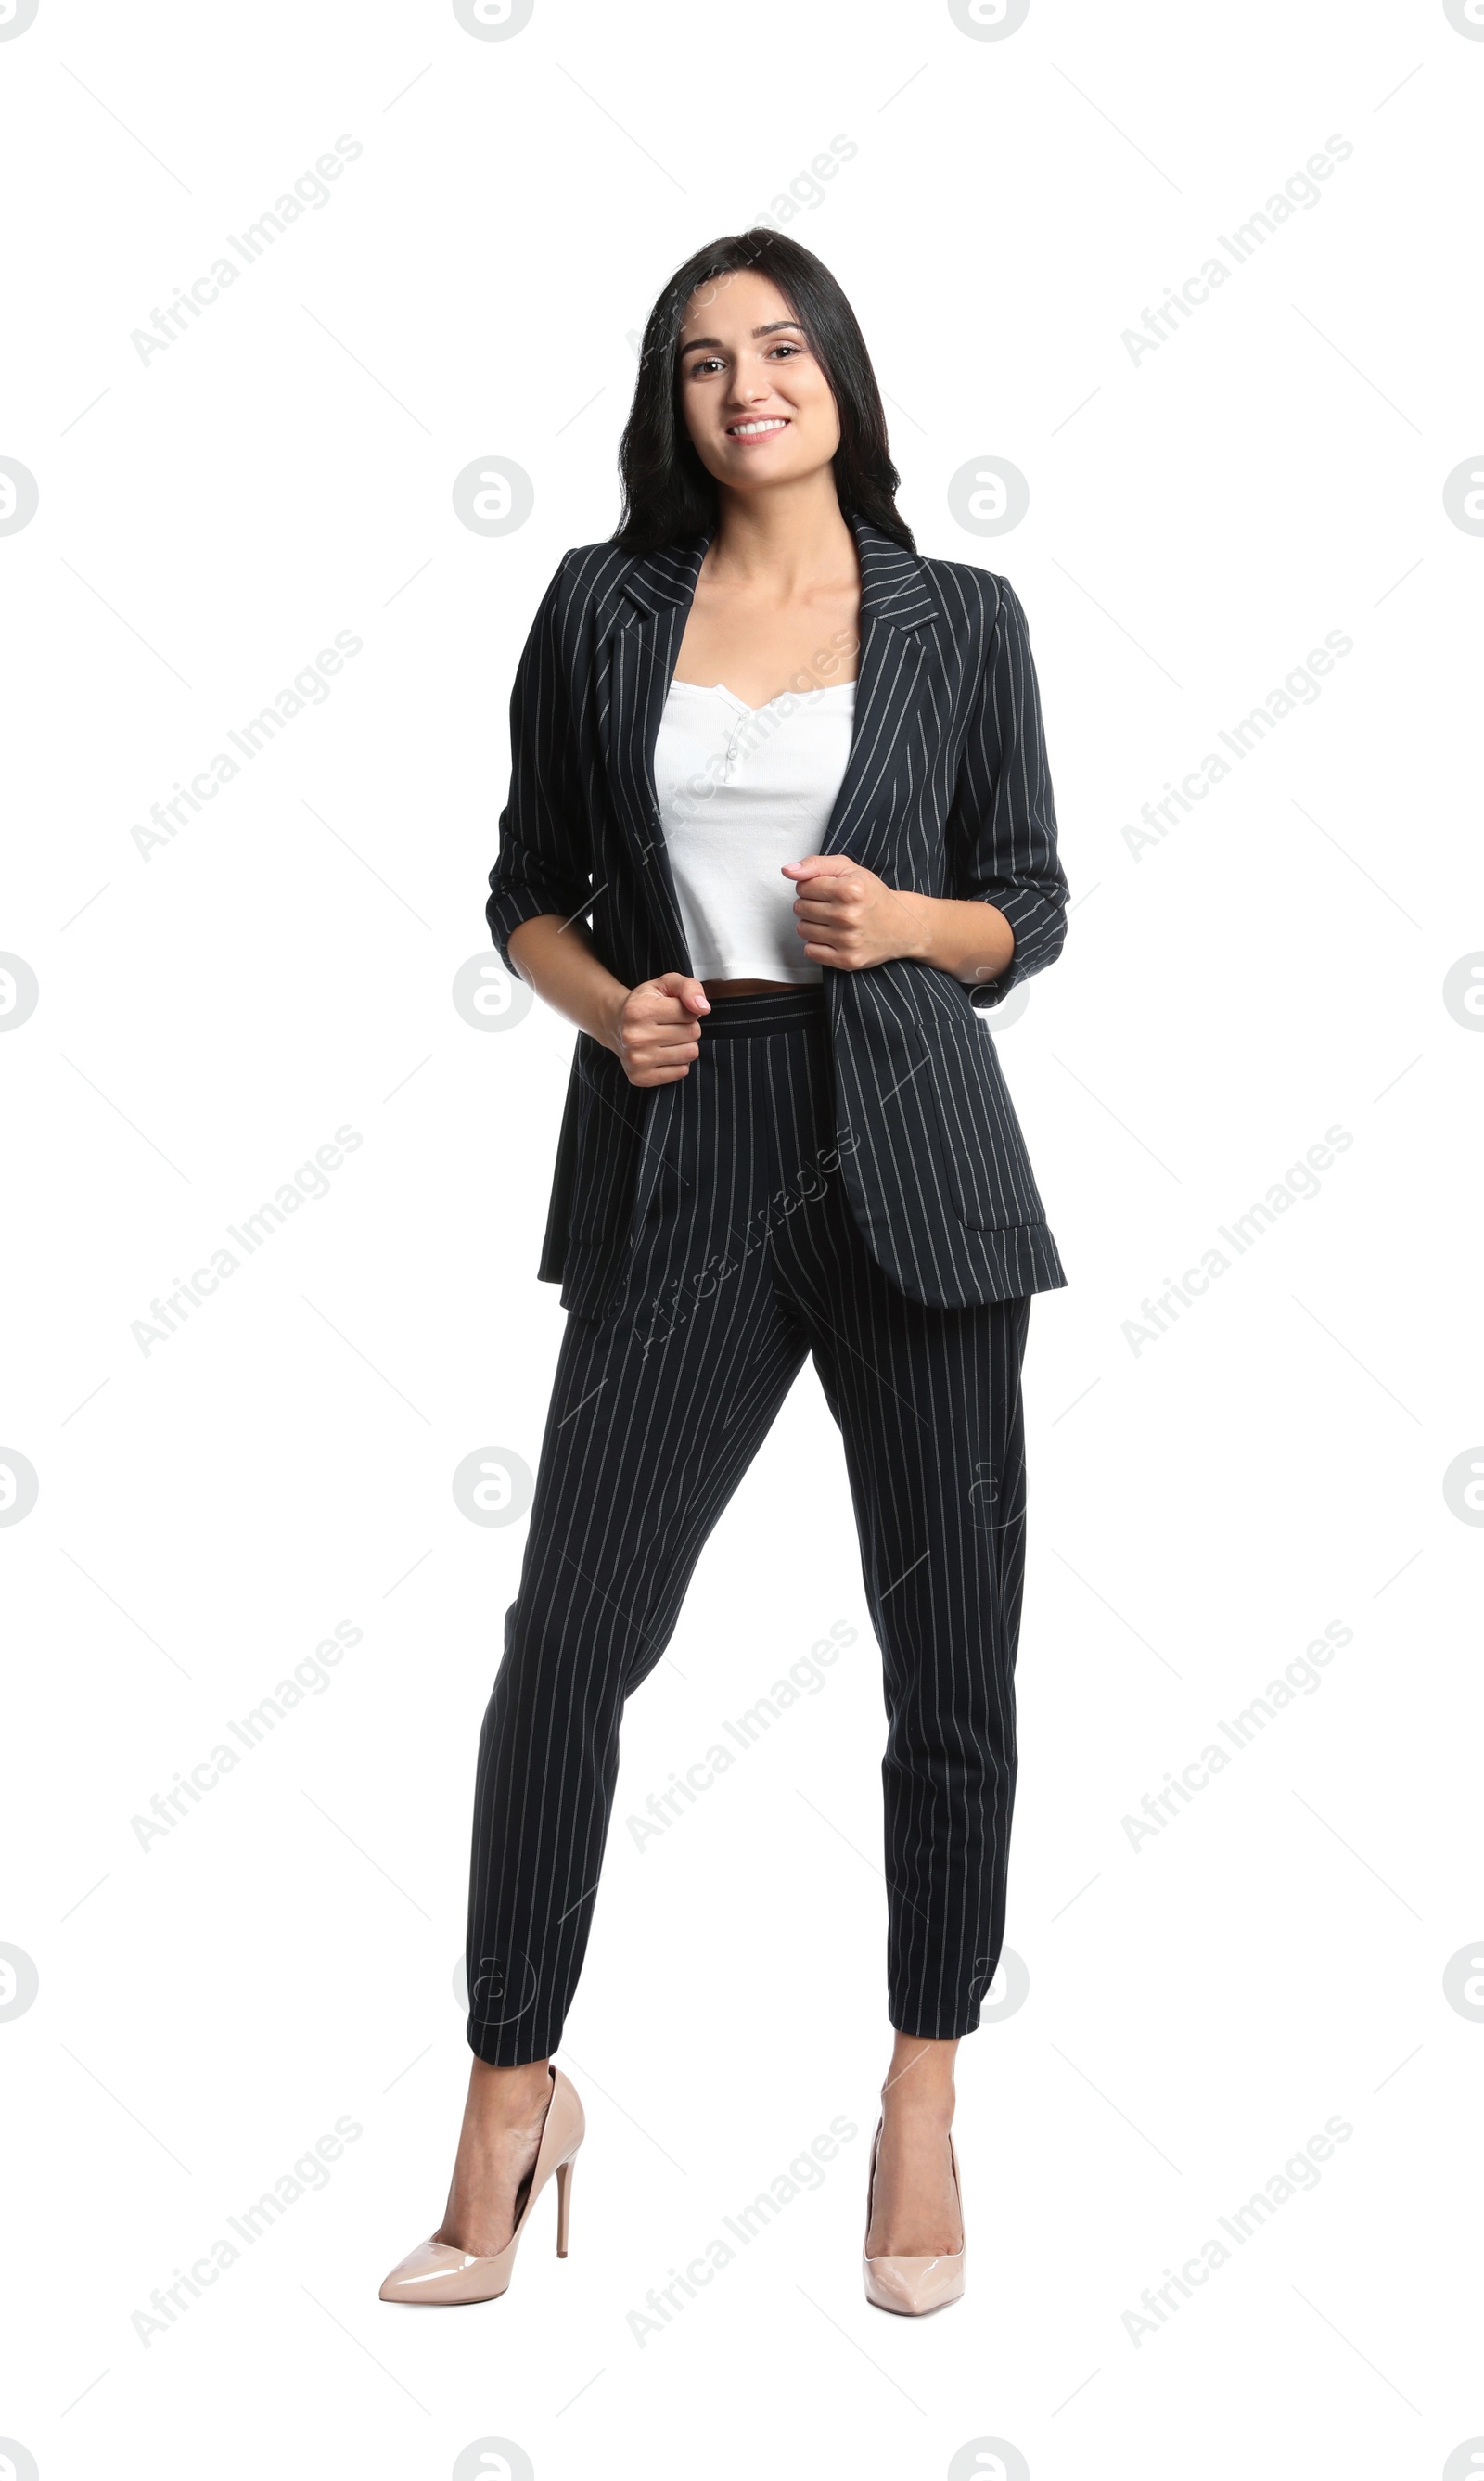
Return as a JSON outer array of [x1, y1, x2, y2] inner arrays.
[[679, 321, 805, 354]]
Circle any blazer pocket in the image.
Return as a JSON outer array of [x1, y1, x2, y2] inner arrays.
[[924, 1011, 1047, 1234]]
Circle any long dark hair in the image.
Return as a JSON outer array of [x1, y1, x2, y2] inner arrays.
[[614, 229, 915, 556]]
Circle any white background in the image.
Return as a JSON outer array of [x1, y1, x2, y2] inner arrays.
[[3, 1, 1481, 2475]]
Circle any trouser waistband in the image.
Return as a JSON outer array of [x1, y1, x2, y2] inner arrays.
[[697, 986, 827, 1038]]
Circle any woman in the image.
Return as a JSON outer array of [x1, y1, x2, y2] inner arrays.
[[380, 229, 1068, 2315]]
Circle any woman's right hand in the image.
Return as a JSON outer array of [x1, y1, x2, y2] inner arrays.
[[604, 973, 710, 1086]]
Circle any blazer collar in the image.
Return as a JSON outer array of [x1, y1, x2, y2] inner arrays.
[[618, 507, 940, 635]]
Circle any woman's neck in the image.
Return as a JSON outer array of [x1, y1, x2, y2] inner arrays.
[[703, 476, 857, 596]]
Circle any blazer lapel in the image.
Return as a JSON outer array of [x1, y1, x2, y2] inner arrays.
[[596, 529, 715, 979], [820, 521, 941, 875]]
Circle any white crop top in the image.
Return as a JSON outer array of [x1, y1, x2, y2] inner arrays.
[[652, 677, 856, 983]]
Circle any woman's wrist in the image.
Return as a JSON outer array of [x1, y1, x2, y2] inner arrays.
[[508, 914, 633, 1051], [884, 888, 957, 969], [889, 890, 1013, 986], [592, 978, 632, 1054], [894, 889, 940, 966]]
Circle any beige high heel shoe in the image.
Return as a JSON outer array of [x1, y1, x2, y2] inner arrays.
[[379, 2065, 584, 2306], [862, 2117, 966, 2315]]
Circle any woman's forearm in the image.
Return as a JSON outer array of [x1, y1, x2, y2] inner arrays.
[[507, 914, 629, 1048], [508, 888, 1014, 1033], [785, 857, 1017, 987], [897, 892, 1015, 987]]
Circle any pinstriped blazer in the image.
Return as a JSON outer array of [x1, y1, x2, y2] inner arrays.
[[486, 511, 1070, 1316]]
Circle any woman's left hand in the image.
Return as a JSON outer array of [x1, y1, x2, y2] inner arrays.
[[782, 854, 927, 972], [783, 855, 1017, 987]]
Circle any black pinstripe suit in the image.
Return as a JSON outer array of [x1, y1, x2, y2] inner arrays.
[[487, 515, 1069, 1319], [466, 516, 1068, 2063]]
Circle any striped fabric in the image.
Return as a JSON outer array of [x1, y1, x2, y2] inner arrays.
[[486, 514, 1070, 1318], [465, 989, 1032, 2064]]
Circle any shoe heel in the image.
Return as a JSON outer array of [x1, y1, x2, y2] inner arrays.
[[555, 2155, 575, 2257]]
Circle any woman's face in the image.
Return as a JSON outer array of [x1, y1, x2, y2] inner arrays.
[[675, 268, 840, 495]]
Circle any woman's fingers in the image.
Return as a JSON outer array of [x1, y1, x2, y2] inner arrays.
[[626, 1055, 697, 1086], [616, 991, 703, 1082], [630, 1017, 702, 1053], [650, 970, 711, 1017], [795, 883, 861, 916], [613, 971, 711, 1081], [635, 1042, 701, 1067], [627, 985, 709, 1035]]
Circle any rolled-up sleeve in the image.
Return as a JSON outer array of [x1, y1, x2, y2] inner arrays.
[[485, 551, 592, 977], [946, 574, 1070, 1011]]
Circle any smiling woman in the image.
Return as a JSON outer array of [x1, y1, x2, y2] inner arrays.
[[379, 224, 1072, 2324], [604, 243, 1019, 1001]]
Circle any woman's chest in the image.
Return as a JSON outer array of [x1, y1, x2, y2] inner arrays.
[[672, 586, 860, 709], [653, 680, 855, 824]]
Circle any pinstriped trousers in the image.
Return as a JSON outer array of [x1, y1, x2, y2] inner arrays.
[[465, 986, 1032, 2064]]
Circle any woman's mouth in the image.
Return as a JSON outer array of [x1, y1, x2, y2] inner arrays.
[[725, 416, 789, 441]]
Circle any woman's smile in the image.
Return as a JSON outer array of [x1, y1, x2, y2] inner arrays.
[[724, 415, 790, 441]]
